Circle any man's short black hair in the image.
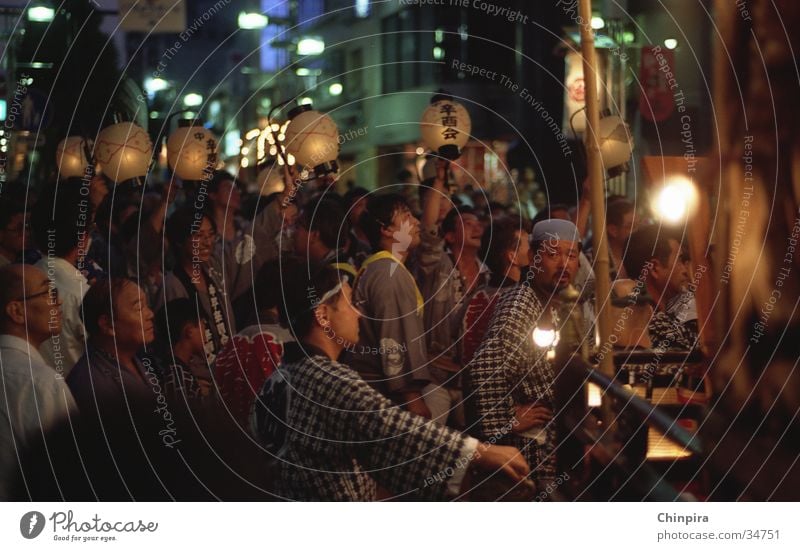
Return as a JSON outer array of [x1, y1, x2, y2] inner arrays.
[[81, 278, 137, 338], [208, 170, 237, 194], [441, 205, 476, 236], [278, 263, 344, 340], [157, 298, 201, 346], [607, 197, 634, 227], [165, 204, 216, 254], [31, 180, 95, 257], [359, 193, 410, 250], [623, 225, 681, 282], [298, 198, 350, 251], [481, 216, 531, 276]]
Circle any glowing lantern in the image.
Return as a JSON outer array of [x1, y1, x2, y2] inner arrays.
[[167, 120, 219, 181], [94, 122, 153, 183], [283, 104, 339, 175], [55, 136, 91, 178], [420, 92, 471, 160]]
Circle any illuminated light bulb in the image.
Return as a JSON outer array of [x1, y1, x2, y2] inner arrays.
[[587, 383, 603, 407], [532, 327, 558, 348], [654, 176, 697, 223]]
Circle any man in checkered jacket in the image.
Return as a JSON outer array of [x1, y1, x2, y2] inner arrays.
[[252, 264, 530, 501], [465, 219, 584, 488]]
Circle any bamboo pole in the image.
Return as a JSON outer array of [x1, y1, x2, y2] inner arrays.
[[578, 0, 614, 380]]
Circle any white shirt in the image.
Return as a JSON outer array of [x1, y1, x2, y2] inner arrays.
[[35, 256, 89, 377], [0, 334, 78, 499]]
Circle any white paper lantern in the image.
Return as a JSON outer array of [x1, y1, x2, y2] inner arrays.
[[94, 122, 153, 183], [420, 96, 471, 160], [598, 115, 633, 170], [167, 121, 219, 181], [55, 136, 91, 178], [284, 106, 339, 173]]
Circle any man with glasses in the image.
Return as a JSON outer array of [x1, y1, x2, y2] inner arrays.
[[0, 264, 76, 498], [31, 183, 94, 377]]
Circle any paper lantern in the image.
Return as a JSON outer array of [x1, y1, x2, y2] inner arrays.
[[167, 120, 219, 181], [284, 105, 339, 174], [420, 95, 471, 160], [598, 115, 633, 171], [94, 122, 153, 183], [55, 136, 91, 178]]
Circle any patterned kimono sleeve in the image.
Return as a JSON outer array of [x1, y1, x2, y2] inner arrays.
[[465, 286, 538, 441], [328, 367, 474, 499]]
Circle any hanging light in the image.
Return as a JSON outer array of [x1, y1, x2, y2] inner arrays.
[[283, 104, 339, 175], [55, 136, 92, 178], [653, 176, 697, 223], [94, 122, 153, 183], [166, 119, 219, 181], [419, 91, 471, 160], [597, 114, 634, 176]]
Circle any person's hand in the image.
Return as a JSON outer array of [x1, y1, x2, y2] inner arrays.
[[470, 442, 530, 483], [512, 402, 553, 434], [403, 392, 432, 419]]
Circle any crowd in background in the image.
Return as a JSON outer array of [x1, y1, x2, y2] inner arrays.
[[0, 161, 699, 500]]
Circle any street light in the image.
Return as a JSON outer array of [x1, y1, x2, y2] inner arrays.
[[183, 93, 203, 107], [238, 12, 269, 29], [28, 5, 54, 22], [328, 83, 343, 96], [297, 37, 325, 55], [144, 77, 169, 95]]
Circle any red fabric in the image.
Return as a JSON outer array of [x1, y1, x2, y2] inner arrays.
[[214, 330, 286, 427]]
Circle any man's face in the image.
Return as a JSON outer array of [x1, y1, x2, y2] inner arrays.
[[387, 206, 420, 251], [533, 238, 580, 294], [22, 266, 61, 339], [446, 213, 483, 251], [212, 179, 241, 211], [326, 283, 361, 347], [653, 239, 690, 300], [109, 282, 155, 348], [184, 216, 215, 263], [511, 230, 530, 269], [609, 211, 635, 244]]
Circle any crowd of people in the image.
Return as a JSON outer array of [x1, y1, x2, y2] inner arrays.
[[0, 159, 699, 500]]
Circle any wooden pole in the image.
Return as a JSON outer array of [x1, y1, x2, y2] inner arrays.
[[578, 0, 614, 380]]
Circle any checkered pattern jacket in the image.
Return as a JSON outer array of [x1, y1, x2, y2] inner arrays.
[[254, 344, 471, 501], [464, 283, 557, 482]]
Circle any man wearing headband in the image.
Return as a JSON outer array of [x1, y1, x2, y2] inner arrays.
[[252, 265, 531, 500], [464, 218, 584, 490]]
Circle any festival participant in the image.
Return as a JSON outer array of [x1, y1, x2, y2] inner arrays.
[[465, 219, 584, 489], [252, 264, 531, 500]]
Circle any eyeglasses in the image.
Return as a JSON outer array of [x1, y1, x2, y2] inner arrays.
[[17, 286, 59, 302]]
